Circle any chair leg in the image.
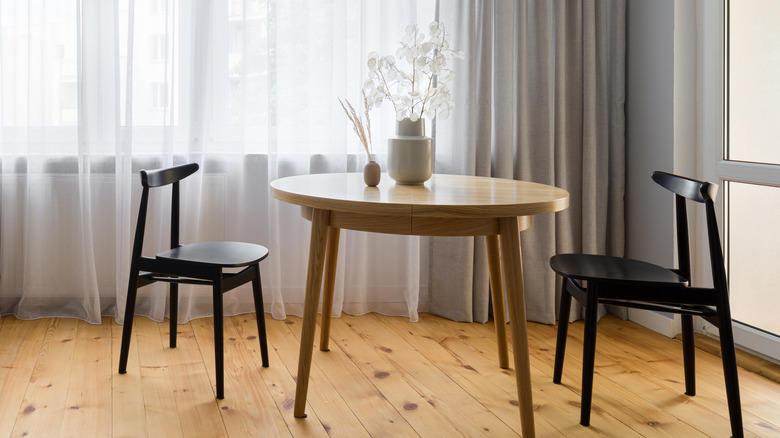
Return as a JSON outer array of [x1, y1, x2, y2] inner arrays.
[[118, 271, 140, 374], [579, 282, 600, 427], [213, 273, 225, 399], [681, 314, 696, 396], [169, 283, 179, 348], [251, 265, 269, 368], [553, 279, 573, 384], [717, 311, 744, 438]]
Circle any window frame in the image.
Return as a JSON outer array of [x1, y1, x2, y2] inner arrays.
[[712, 0, 780, 362]]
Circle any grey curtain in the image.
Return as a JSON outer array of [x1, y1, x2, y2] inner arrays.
[[429, 0, 626, 324]]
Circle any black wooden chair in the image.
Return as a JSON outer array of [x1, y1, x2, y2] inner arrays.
[[118, 162, 270, 399], [550, 171, 743, 437]]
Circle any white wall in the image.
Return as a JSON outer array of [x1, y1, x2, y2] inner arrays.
[[625, 0, 704, 336], [625, 0, 676, 267]]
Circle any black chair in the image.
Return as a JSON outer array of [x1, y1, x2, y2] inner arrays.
[[118, 162, 269, 399], [550, 171, 742, 437]]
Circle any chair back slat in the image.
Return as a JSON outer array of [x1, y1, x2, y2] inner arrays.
[[652, 171, 718, 203], [674, 194, 692, 281], [141, 162, 199, 188], [706, 201, 730, 298], [171, 181, 181, 248], [130, 187, 151, 262]]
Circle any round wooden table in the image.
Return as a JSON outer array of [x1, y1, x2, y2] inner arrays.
[[271, 173, 569, 437]]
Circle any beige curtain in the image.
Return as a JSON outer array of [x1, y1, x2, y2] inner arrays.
[[429, 0, 626, 324]]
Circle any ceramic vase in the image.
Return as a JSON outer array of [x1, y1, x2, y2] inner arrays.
[[387, 118, 433, 185], [363, 159, 381, 187]]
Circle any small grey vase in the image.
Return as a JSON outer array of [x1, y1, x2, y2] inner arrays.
[[363, 159, 381, 187], [387, 118, 433, 185]]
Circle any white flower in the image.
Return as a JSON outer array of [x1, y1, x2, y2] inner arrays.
[[386, 68, 397, 81], [362, 21, 463, 121]]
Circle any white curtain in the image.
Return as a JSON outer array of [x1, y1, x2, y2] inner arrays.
[[0, 0, 437, 324], [0, 0, 625, 327]]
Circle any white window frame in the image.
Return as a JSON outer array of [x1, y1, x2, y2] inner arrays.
[[700, 0, 780, 364]]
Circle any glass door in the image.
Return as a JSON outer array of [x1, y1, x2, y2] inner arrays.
[[723, 0, 780, 349]]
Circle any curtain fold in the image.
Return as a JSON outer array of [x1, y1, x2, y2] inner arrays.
[[430, 0, 626, 324]]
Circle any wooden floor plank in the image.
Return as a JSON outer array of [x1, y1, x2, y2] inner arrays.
[[352, 313, 537, 437], [10, 318, 79, 438], [134, 316, 186, 438], [575, 317, 780, 431], [0, 317, 49, 438], [60, 318, 113, 438], [383, 314, 633, 437], [233, 315, 329, 437], [111, 318, 148, 438], [2, 312, 779, 437], [325, 314, 465, 437], [528, 316, 776, 437], [524, 320, 714, 436], [160, 319, 228, 438], [285, 316, 417, 437], [188, 315, 290, 437], [598, 317, 780, 420], [414, 313, 650, 437], [266, 316, 370, 437]]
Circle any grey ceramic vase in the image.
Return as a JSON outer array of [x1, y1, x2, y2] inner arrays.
[[387, 118, 433, 185], [363, 159, 381, 187]]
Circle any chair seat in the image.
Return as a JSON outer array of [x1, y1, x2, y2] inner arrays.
[[550, 253, 688, 287], [156, 241, 269, 267]]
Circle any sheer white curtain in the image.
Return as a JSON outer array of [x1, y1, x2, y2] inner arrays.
[[0, 0, 436, 324]]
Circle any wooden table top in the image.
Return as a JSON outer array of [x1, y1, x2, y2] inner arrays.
[[270, 173, 569, 219]]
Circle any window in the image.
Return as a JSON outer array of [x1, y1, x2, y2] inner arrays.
[[2, 0, 437, 156], [149, 0, 166, 15], [58, 80, 78, 125], [722, 0, 780, 355], [151, 82, 168, 109], [1, 1, 79, 129], [150, 34, 167, 62]]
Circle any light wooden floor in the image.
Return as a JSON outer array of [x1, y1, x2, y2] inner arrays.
[[0, 313, 778, 437]]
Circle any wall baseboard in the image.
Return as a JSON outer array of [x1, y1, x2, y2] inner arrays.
[[700, 320, 780, 365], [628, 308, 681, 338], [628, 309, 780, 365]]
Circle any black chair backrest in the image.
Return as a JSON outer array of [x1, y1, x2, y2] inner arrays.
[[141, 162, 200, 188], [132, 163, 200, 261], [652, 171, 718, 204], [651, 171, 728, 300]]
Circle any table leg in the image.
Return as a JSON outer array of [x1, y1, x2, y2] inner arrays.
[[486, 235, 509, 369], [294, 208, 331, 418], [498, 217, 536, 438], [319, 226, 341, 351]]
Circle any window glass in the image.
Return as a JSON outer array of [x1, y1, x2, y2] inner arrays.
[[1, 1, 78, 128], [728, 0, 780, 165], [726, 182, 780, 334]]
